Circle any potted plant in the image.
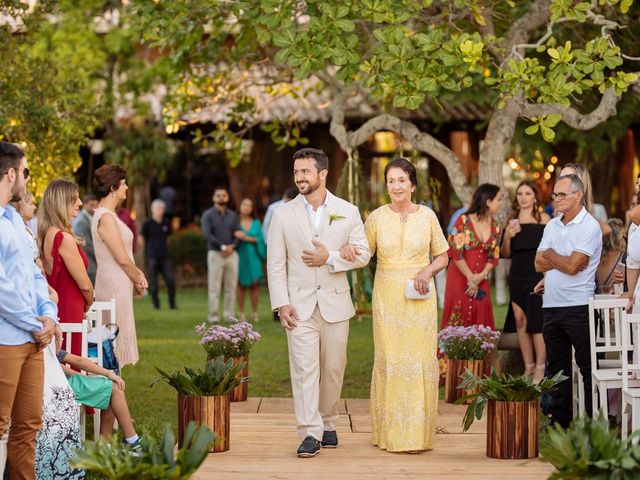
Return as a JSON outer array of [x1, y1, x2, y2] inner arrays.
[[69, 421, 214, 479], [456, 368, 566, 459], [543, 414, 640, 478], [196, 321, 261, 402], [153, 356, 246, 452], [438, 324, 501, 403]]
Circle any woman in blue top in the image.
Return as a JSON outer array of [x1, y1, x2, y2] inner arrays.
[[235, 198, 266, 322]]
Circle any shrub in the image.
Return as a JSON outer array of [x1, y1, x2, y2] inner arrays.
[[69, 422, 214, 479], [543, 414, 640, 479], [152, 356, 247, 397], [195, 321, 262, 358]]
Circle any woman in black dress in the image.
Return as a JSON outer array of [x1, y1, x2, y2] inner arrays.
[[502, 180, 551, 382]]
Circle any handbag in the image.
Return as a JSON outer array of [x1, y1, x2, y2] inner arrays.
[[88, 323, 120, 374], [404, 280, 432, 300]]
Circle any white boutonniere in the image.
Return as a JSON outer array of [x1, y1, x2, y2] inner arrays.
[[329, 212, 346, 225]]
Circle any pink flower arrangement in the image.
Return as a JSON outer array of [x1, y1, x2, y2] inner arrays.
[[196, 322, 262, 358], [437, 325, 500, 360]]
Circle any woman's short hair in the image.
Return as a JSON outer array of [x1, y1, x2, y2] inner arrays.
[[466, 183, 500, 220], [384, 158, 417, 187], [93, 164, 127, 199]]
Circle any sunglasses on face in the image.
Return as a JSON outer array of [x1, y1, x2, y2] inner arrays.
[[2, 167, 29, 179]]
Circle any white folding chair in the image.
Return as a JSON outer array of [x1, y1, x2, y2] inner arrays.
[[621, 312, 640, 440], [589, 296, 638, 418], [59, 320, 90, 440], [85, 299, 118, 439], [572, 350, 585, 418], [85, 299, 117, 368]]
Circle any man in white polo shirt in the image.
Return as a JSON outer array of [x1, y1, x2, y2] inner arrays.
[[534, 173, 602, 428]]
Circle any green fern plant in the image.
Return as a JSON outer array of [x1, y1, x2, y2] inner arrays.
[[69, 422, 214, 479], [542, 414, 640, 479], [455, 368, 566, 432], [152, 356, 247, 396]]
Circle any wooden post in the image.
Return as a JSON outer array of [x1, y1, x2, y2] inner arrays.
[[178, 394, 230, 453], [486, 399, 539, 459], [444, 358, 485, 403]]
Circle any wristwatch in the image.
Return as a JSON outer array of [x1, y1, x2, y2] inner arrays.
[[221, 245, 228, 252]]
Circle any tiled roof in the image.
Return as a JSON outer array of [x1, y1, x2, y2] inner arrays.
[[181, 73, 490, 126]]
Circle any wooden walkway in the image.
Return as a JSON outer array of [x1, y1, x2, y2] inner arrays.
[[193, 398, 554, 479]]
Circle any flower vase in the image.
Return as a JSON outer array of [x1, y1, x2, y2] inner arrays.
[[229, 356, 248, 402], [486, 399, 539, 459], [178, 394, 230, 452], [444, 357, 485, 403]]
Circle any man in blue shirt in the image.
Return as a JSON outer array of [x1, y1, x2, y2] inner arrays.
[[535, 174, 602, 428], [0, 142, 57, 479], [201, 187, 240, 322]]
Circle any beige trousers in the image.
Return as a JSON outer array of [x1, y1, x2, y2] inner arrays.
[[207, 250, 238, 322], [286, 305, 349, 441]]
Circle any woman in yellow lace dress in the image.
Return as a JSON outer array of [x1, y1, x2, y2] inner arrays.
[[364, 158, 449, 452]]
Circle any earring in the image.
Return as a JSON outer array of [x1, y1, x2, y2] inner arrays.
[[112, 192, 117, 198]]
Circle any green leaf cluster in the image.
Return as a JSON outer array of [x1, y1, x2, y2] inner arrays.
[[152, 356, 247, 397], [455, 368, 567, 432], [543, 414, 640, 479], [69, 422, 214, 479]]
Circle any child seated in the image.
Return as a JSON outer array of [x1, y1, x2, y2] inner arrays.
[[55, 332, 141, 448]]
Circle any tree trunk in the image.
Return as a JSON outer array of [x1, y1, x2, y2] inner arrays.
[[478, 99, 520, 189]]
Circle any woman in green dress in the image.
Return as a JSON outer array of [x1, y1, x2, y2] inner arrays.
[[235, 198, 266, 322]]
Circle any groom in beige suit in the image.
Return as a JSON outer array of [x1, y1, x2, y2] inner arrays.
[[267, 148, 371, 458]]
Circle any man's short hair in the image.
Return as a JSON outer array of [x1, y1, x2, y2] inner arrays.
[[292, 148, 328, 172], [151, 198, 166, 210], [0, 141, 25, 176], [83, 193, 98, 203], [558, 174, 585, 194]]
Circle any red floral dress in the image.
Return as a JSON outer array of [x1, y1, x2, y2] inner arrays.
[[441, 214, 500, 329]]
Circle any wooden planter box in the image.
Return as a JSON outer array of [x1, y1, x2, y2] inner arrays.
[[208, 355, 249, 402], [444, 358, 485, 403], [486, 399, 539, 459], [178, 394, 230, 453], [229, 356, 248, 402]]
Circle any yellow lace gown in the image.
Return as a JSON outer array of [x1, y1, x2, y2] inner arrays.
[[365, 205, 449, 452]]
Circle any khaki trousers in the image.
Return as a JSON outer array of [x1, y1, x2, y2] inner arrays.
[[286, 305, 349, 441], [207, 250, 238, 322], [0, 343, 44, 480]]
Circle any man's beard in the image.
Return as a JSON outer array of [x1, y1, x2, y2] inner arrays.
[[215, 200, 228, 207], [297, 180, 319, 195], [10, 182, 23, 203]]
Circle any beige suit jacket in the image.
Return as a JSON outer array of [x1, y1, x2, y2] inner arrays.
[[267, 191, 371, 322]]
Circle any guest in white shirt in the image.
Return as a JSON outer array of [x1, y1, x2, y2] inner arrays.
[[534, 174, 602, 428]]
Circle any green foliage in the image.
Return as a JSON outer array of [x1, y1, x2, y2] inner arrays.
[[69, 422, 214, 480], [104, 122, 176, 186], [455, 368, 566, 432], [167, 229, 207, 275], [543, 414, 640, 479], [152, 356, 247, 397], [130, 0, 640, 164]]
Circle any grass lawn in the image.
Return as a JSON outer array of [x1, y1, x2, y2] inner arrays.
[[124, 286, 509, 437]]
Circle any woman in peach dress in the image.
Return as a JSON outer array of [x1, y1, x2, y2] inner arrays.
[[91, 165, 147, 368]]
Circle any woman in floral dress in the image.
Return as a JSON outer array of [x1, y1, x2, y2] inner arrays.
[[441, 184, 502, 329]]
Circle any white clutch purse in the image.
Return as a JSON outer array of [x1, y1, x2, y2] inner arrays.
[[404, 280, 432, 300]]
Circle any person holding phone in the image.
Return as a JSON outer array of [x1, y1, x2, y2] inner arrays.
[[501, 181, 551, 382], [441, 184, 502, 329]]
